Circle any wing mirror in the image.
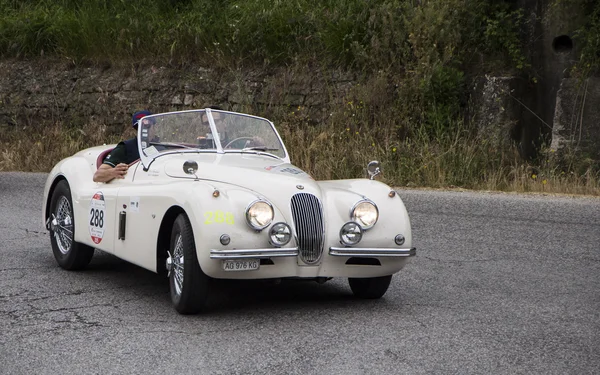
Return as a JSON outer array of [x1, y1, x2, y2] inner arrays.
[[183, 160, 199, 180], [366, 160, 381, 180]]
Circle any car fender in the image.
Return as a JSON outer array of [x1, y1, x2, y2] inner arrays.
[[317, 178, 412, 249], [181, 181, 292, 276]]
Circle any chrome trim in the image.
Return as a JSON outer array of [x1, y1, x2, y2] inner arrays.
[[367, 160, 381, 180], [350, 198, 379, 230], [210, 247, 299, 259], [329, 247, 416, 257], [53, 197, 74, 255], [171, 235, 185, 296], [245, 199, 274, 231], [339, 221, 363, 246], [138, 109, 292, 171], [269, 222, 292, 247], [290, 193, 325, 264], [205, 108, 224, 154]]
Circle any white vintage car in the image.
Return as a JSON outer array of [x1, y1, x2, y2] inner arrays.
[[43, 109, 416, 314]]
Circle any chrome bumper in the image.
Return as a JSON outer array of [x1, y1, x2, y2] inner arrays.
[[329, 247, 416, 257], [210, 247, 299, 260]]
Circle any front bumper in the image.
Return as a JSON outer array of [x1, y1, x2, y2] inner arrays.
[[209, 246, 416, 260], [204, 246, 415, 279], [329, 247, 416, 257], [210, 247, 299, 259]]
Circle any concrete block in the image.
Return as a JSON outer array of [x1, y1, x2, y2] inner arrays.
[[551, 77, 600, 159]]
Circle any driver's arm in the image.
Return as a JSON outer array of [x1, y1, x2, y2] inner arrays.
[[93, 163, 129, 183], [93, 144, 129, 183]]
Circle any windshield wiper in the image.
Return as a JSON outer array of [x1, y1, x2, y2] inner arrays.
[[241, 146, 279, 152], [239, 147, 281, 159], [150, 141, 196, 149]]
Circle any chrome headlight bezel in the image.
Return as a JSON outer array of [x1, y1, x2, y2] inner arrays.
[[339, 221, 363, 246], [350, 199, 379, 230], [245, 199, 274, 230], [269, 222, 292, 247]]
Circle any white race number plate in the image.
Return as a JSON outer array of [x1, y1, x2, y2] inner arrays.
[[222, 259, 260, 272]]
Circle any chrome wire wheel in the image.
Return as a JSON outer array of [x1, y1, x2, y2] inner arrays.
[[168, 213, 209, 314], [172, 234, 185, 296], [48, 180, 94, 270], [54, 196, 74, 255]]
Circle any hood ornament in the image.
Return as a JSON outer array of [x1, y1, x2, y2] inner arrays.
[[296, 185, 304, 190]]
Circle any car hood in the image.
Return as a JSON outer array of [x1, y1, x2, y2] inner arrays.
[[160, 153, 318, 195]]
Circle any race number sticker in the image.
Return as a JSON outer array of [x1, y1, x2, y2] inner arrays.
[[89, 192, 106, 244]]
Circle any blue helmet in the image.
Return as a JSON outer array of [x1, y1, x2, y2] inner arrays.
[[132, 110, 152, 128]]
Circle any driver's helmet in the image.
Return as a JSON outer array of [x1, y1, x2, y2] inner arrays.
[[132, 110, 153, 128]]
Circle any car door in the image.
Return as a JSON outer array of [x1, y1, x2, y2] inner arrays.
[[76, 183, 124, 255], [111, 164, 164, 272]]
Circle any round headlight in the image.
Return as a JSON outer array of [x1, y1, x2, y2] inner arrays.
[[246, 200, 274, 230], [340, 221, 363, 246], [351, 200, 378, 229], [269, 222, 292, 247]]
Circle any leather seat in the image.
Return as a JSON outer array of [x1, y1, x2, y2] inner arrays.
[[96, 148, 114, 169]]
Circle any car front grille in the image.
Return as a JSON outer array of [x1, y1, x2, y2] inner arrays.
[[290, 193, 325, 264]]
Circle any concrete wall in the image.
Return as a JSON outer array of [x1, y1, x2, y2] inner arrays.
[[472, 0, 599, 161], [552, 77, 600, 160]]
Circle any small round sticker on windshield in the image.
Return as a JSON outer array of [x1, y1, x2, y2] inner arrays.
[[89, 192, 106, 244]]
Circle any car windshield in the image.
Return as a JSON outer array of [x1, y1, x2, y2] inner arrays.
[[138, 110, 286, 159]]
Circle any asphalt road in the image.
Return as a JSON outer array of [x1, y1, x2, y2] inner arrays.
[[0, 172, 598, 375]]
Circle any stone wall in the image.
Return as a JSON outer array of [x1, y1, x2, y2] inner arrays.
[[1, 59, 599, 161], [0, 60, 354, 133]]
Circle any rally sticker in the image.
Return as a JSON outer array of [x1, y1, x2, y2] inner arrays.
[[89, 192, 106, 244], [264, 165, 305, 175], [144, 145, 158, 156], [129, 196, 140, 213]]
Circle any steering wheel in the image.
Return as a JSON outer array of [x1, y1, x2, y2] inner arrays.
[[224, 137, 255, 149]]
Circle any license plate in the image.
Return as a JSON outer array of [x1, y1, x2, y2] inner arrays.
[[222, 259, 260, 272]]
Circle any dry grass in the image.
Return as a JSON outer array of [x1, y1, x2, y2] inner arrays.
[[1, 115, 598, 196], [0, 121, 123, 172], [274, 105, 599, 195]]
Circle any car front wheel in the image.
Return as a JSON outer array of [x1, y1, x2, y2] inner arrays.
[[168, 213, 209, 314], [49, 180, 94, 270], [348, 275, 392, 299]]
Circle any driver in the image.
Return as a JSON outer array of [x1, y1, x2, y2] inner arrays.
[[93, 110, 153, 183]]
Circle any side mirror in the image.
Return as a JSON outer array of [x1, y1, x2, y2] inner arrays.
[[183, 160, 199, 179], [366, 160, 381, 180]]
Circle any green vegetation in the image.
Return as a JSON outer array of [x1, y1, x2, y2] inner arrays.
[[0, 0, 525, 69], [0, 0, 598, 194]]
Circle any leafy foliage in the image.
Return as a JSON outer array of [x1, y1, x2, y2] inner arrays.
[[1, 0, 597, 193]]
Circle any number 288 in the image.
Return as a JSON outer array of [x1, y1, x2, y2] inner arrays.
[[204, 211, 234, 225]]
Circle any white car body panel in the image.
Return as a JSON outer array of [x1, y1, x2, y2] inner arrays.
[[43, 110, 414, 282]]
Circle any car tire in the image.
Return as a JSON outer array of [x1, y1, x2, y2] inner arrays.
[[49, 180, 94, 270], [169, 213, 209, 314], [348, 275, 392, 299]]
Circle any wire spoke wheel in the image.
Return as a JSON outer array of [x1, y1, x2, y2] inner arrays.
[[171, 234, 185, 296], [168, 213, 209, 314], [54, 196, 74, 255], [48, 180, 94, 270]]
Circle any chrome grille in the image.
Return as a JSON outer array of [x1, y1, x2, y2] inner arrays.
[[290, 193, 325, 264]]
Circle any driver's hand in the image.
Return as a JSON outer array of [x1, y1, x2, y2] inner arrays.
[[112, 163, 129, 179]]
